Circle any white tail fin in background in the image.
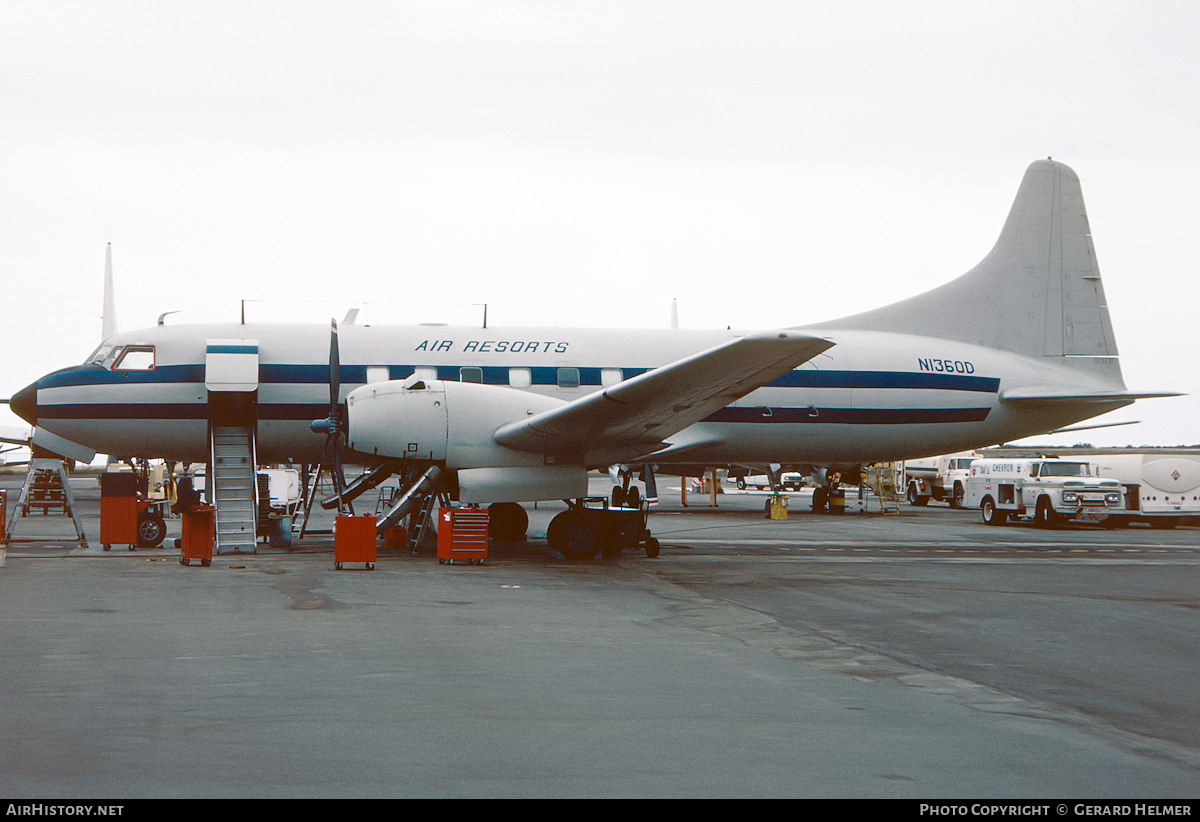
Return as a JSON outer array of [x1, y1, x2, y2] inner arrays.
[[101, 243, 118, 341]]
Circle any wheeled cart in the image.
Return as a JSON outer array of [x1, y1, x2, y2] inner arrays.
[[334, 514, 377, 569], [179, 505, 215, 566], [100, 472, 168, 550], [437, 507, 489, 565]]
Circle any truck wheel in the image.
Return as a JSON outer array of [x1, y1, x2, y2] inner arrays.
[[1034, 498, 1060, 529], [981, 496, 1007, 526], [952, 483, 965, 509], [907, 484, 928, 506]]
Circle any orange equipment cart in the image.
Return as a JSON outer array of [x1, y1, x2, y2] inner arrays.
[[334, 514, 377, 570], [437, 507, 489, 565], [99, 472, 139, 550], [179, 505, 215, 566]]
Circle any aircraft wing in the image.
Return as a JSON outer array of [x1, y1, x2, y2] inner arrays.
[[493, 331, 834, 461]]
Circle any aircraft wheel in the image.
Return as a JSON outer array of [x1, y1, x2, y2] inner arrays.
[[644, 537, 660, 559], [549, 510, 603, 561], [812, 487, 828, 512], [487, 502, 528, 542], [736, 478, 746, 490]]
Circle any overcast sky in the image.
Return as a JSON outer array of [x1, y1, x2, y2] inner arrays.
[[2, 0, 1197, 450]]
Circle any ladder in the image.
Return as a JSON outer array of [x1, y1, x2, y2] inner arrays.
[[4, 458, 89, 549], [864, 462, 902, 514], [209, 423, 258, 553]]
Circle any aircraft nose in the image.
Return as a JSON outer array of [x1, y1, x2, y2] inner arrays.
[[10, 381, 37, 426]]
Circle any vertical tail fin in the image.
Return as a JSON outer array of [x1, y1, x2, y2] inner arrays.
[[101, 243, 118, 341], [815, 159, 1119, 361]]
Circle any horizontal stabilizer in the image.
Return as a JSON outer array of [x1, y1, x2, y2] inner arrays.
[[1001, 388, 1183, 405], [494, 331, 834, 460]]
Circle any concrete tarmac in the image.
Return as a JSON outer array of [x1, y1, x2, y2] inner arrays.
[[1, 473, 1198, 798]]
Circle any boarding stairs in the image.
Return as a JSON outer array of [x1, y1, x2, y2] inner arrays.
[[209, 423, 259, 553]]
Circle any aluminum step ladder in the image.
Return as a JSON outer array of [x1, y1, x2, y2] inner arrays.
[[210, 424, 258, 553], [3, 457, 89, 552]]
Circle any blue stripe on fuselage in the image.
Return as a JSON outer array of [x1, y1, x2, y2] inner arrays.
[[39, 363, 1000, 392], [35, 363, 998, 425]]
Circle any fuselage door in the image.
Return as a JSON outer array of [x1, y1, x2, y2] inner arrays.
[[205, 339, 260, 392]]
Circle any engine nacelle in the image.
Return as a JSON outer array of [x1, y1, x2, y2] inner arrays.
[[346, 378, 564, 469]]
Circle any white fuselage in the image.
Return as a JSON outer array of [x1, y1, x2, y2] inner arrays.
[[27, 320, 1127, 468]]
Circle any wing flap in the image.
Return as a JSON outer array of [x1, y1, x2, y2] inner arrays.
[[494, 331, 834, 457]]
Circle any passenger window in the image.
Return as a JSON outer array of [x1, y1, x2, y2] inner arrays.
[[113, 346, 155, 371], [601, 368, 623, 387], [508, 367, 532, 388], [366, 366, 390, 383], [460, 367, 483, 384], [557, 367, 580, 390]]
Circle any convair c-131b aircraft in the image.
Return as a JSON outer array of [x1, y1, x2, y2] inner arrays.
[[7, 159, 1176, 558]]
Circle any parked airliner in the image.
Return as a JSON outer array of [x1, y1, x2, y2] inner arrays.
[[7, 159, 1175, 557]]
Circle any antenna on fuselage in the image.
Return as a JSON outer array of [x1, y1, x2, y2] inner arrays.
[[670, 298, 679, 329], [101, 243, 118, 340]]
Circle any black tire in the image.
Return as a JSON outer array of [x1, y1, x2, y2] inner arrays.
[[952, 483, 965, 509], [1034, 497, 1061, 529], [644, 537, 660, 559], [736, 478, 746, 490], [981, 496, 1007, 526], [136, 513, 166, 548], [549, 510, 603, 561], [487, 502, 529, 542], [907, 484, 928, 506]]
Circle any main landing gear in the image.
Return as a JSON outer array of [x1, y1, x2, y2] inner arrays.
[[547, 497, 659, 561]]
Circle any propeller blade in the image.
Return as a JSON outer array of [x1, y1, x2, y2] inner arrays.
[[328, 318, 341, 412], [310, 319, 351, 515], [642, 464, 659, 505]]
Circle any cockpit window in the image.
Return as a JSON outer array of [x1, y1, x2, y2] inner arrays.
[[112, 345, 156, 371], [86, 345, 118, 367]]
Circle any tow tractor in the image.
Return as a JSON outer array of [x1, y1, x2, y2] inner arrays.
[[547, 496, 659, 561]]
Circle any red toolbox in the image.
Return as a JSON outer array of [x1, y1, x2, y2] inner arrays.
[[180, 505, 215, 566], [335, 514, 377, 570], [437, 507, 489, 565], [99, 472, 139, 549]]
